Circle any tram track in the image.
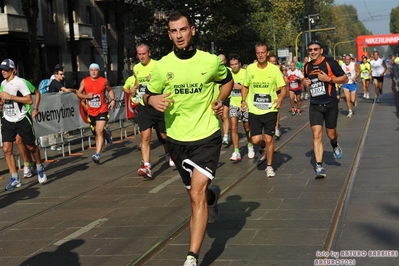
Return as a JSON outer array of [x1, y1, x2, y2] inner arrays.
[[0, 97, 376, 265], [324, 99, 376, 253], [130, 121, 311, 266], [131, 99, 377, 265]]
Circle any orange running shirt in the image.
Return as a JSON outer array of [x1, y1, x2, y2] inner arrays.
[[83, 76, 109, 116]]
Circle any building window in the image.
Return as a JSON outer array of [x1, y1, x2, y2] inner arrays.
[[86, 6, 92, 24], [47, 0, 55, 23]]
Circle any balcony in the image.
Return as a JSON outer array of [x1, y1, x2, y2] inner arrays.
[[0, 13, 28, 35], [64, 23, 93, 40]]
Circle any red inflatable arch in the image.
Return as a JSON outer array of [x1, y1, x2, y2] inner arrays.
[[356, 34, 399, 60]]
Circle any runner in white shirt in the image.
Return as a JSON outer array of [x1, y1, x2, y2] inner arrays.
[[287, 62, 304, 115], [370, 51, 387, 103], [0, 58, 47, 191], [341, 55, 360, 117]]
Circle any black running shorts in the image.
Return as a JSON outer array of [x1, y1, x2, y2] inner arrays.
[[88, 112, 109, 136], [248, 112, 278, 137], [372, 76, 384, 83], [167, 131, 221, 189], [1, 116, 36, 145], [135, 104, 166, 134], [309, 99, 339, 129]]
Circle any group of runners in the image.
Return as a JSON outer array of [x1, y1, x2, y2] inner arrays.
[[3, 8, 397, 265]]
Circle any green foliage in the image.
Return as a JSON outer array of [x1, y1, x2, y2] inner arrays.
[[390, 6, 399, 34]]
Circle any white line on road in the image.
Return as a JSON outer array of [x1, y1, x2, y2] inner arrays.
[[149, 175, 181, 194], [54, 218, 108, 246]]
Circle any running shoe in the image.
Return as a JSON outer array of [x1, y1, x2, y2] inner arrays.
[[37, 165, 47, 184], [137, 165, 152, 179], [265, 166, 275, 178], [165, 153, 175, 167], [5, 177, 21, 191], [315, 164, 326, 179], [333, 144, 343, 159], [183, 255, 197, 266], [30, 166, 37, 176], [347, 110, 353, 118], [274, 128, 281, 138], [105, 130, 113, 145], [376, 98, 380, 103], [92, 154, 100, 164], [379, 88, 383, 94], [23, 166, 32, 178], [230, 152, 241, 161], [169, 157, 175, 167], [353, 100, 357, 107], [304, 93, 309, 100], [248, 146, 255, 159], [291, 110, 296, 116], [50, 145, 58, 151], [366, 93, 370, 99], [257, 148, 266, 162], [222, 135, 229, 145], [208, 184, 221, 223], [363, 93, 366, 99]]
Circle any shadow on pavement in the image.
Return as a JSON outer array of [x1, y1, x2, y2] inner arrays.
[[200, 195, 260, 265], [18, 239, 84, 266]]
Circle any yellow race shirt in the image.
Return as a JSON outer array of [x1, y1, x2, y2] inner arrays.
[[243, 63, 286, 115], [230, 68, 246, 107], [133, 59, 157, 106], [359, 63, 371, 79], [123, 75, 138, 102], [148, 50, 229, 142]]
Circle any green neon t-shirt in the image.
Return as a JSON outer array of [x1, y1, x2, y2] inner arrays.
[[230, 68, 246, 107], [133, 59, 157, 106], [243, 63, 286, 115], [148, 50, 228, 142], [123, 75, 138, 102]]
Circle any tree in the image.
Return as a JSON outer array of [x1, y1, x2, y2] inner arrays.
[[390, 6, 399, 34], [21, 0, 40, 85]]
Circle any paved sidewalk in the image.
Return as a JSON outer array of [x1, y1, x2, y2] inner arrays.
[[0, 81, 397, 266]]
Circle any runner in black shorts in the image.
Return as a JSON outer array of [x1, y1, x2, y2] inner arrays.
[[303, 41, 348, 179], [0, 58, 47, 191], [144, 11, 233, 265]]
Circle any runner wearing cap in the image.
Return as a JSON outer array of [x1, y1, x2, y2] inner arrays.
[[0, 58, 47, 190], [76, 63, 115, 164]]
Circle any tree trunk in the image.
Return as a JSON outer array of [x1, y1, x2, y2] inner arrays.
[[21, 0, 41, 85]]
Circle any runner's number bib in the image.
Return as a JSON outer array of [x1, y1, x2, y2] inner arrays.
[[3, 100, 16, 116], [253, 93, 272, 110], [88, 94, 101, 108], [309, 78, 327, 97]]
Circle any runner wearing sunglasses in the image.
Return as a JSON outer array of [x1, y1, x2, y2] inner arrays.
[[303, 41, 348, 179]]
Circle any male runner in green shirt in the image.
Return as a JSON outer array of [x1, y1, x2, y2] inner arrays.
[[241, 42, 287, 177], [144, 10, 233, 266]]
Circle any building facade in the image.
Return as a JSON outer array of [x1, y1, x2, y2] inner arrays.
[[0, 0, 126, 87]]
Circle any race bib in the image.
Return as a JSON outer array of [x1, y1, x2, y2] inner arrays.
[[253, 93, 272, 110], [362, 71, 369, 77], [231, 89, 241, 97], [309, 79, 327, 97], [88, 94, 101, 108], [3, 100, 16, 116], [138, 84, 147, 99]]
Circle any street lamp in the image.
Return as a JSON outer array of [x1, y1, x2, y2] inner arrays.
[[333, 40, 353, 59], [304, 14, 320, 44], [295, 27, 336, 58]]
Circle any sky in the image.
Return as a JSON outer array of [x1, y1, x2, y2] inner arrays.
[[334, 0, 398, 35]]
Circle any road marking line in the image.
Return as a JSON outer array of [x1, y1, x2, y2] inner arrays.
[[149, 175, 180, 194], [54, 218, 108, 246]]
